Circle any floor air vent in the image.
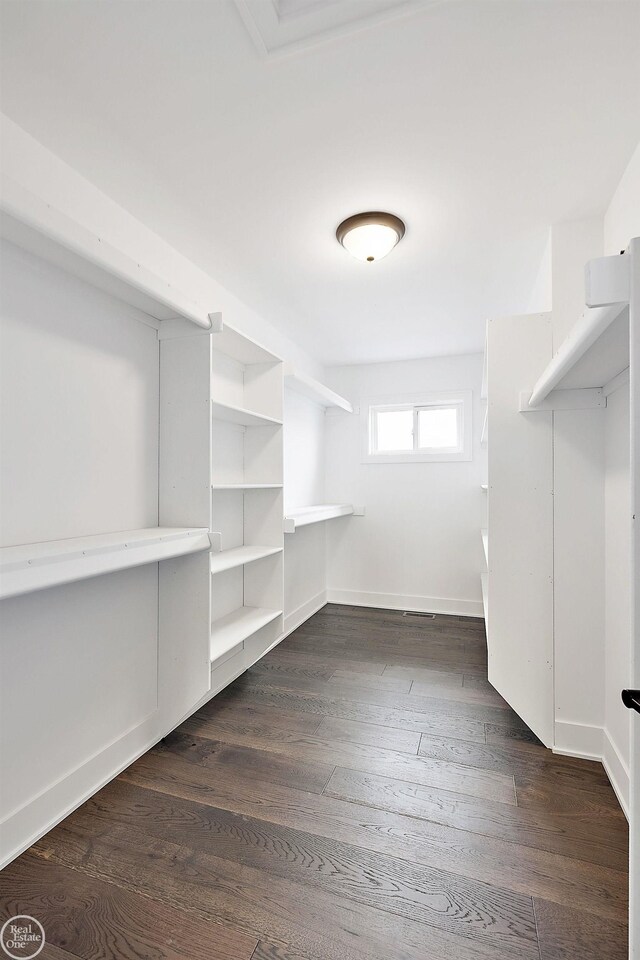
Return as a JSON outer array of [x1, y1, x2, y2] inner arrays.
[[402, 611, 436, 619]]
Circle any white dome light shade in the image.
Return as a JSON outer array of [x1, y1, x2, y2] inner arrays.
[[336, 212, 405, 262]]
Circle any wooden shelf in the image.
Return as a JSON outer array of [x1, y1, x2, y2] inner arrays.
[[0, 201, 211, 331], [481, 529, 489, 565], [212, 323, 282, 365], [210, 545, 282, 575], [212, 483, 283, 490], [0, 527, 211, 600], [284, 366, 353, 413], [210, 606, 282, 661], [528, 303, 629, 406], [284, 504, 354, 534], [211, 400, 282, 428]]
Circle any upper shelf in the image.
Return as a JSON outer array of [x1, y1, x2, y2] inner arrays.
[[284, 366, 353, 413], [527, 245, 635, 407], [0, 181, 211, 331], [0, 527, 211, 600], [284, 504, 354, 533], [212, 322, 282, 366]]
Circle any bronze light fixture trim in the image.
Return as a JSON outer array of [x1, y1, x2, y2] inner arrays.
[[336, 211, 406, 262]]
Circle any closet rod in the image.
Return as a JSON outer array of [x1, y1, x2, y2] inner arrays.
[[528, 301, 626, 408]]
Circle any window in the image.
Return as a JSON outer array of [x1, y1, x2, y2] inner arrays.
[[363, 392, 472, 463]]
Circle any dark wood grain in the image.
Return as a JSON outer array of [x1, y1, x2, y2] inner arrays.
[[217, 683, 489, 742], [0, 850, 256, 960], [4, 604, 627, 960], [324, 767, 628, 871], [118, 751, 627, 920], [182, 714, 517, 804], [533, 898, 628, 959]]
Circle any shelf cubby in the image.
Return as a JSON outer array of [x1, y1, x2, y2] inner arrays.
[[210, 606, 283, 663]]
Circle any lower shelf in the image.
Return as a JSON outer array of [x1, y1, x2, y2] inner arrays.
[[284, 503, 354, 533], [210, 605, 282, 662], [0, 527, 211, 600]]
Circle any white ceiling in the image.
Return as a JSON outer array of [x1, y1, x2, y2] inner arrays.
[[1, 0, 639, 365]]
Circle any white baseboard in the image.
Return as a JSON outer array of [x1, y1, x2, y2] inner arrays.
[[602, 728, 630, 820], [553, 720, 629, 820], [282, 590, 327, 639], [326, 588, 483, 619], [553, 720, 604, 760]]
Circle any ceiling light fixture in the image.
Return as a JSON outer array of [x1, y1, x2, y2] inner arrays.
[[336, 211, 405, 263]]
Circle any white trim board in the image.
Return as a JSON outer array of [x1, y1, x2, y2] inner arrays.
[[282, 591, 328, 640], [326, 588, 483, 618], [553, 721, 629, 819]]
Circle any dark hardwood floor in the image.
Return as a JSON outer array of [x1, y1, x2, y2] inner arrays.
[[1, 604, 629, 959]]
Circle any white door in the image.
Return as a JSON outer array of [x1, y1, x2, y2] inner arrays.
[[628, 236, 639, 960]]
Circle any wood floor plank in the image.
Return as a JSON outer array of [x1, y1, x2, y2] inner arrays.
[[231, 671, 528, 727], [0, 851, 257, 960], [326, 669, 413, 693], [417, 734, 627, 809], [47, 781, 541, 955], [216, 684, 488, 743], [33, 816, 537, 960], [188, 697, 322, 733], [314, 716, 421, 753], [383, 665, 464, 686], [533, 898, 628, 960], [158, 728, 334, 794], [119, 751, 628, 920], [410, 679, 510, 709], [182, 714, 517, 804], [325, 767, 628, 870]]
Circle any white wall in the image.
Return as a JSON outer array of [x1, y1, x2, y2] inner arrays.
[[283, 390, 327, 633], [324, 354, 485, 617], [605, 141, 640, 257]]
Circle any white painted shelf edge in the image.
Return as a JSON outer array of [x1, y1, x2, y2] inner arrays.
[[481, 408, 488, 445], [0, 527, 211, 600], [284, 503, 354, 533], [212, 483, 283, 490], [211, 400, 283, 428], [210, 544, 283, 575], [0, 180, 211, 331], [210, 606, 282, 662], [481, 529, 489, 565], [284, 365, 353, 413], [481, 483, 488, 491]]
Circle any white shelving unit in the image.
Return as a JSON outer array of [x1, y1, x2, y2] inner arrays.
[[0, 527, 210, 599], [284, 503, 354, 533], [0, 197, 287, 869], [284, 365, 353, 412], [162, 319, 286, 680]]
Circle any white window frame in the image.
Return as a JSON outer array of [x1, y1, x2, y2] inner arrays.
[[362, 390, 473, 464]]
